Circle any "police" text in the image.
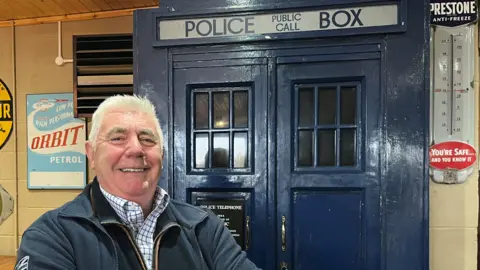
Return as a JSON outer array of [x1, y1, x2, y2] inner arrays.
[[185, 17, 255, 37]]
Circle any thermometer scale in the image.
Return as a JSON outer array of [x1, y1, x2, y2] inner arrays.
[[431, 26, 475, 145]]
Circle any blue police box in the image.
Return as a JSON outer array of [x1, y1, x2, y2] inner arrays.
[[133, 0, 430, 269]]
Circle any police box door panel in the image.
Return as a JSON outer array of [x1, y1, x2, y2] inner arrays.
[[275, 51, 381, 270], [171, 58, 269, 268]]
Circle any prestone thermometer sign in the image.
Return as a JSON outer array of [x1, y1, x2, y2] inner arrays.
[[431, 27, 475, 145], [429, 0, 477, 184]]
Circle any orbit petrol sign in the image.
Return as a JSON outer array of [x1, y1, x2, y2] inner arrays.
[[0, 79, 13, 150]]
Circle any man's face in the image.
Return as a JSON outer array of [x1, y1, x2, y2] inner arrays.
[[86, 110, 163, 201]]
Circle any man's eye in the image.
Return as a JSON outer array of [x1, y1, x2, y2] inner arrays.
[[110, 137, 124, 141], [140, 138, 156, 144]]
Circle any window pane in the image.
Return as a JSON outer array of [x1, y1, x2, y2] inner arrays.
[[298, 130, 314, 166], [318, 130, 335, 166], [212, 132, 230, 168], [318, 87, 337, 125], [195, 93, 208, 129], [340, 129, 356, 166], [194, 133, 209, 168], [340, 86, 356, 125], [213, 92, 229, 129], [234, 91, 248, 128], [298, 87, 314, 126], [233, 132, 248, 168]]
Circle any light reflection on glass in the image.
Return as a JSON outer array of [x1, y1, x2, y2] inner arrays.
[[194, 133, 247, 168]]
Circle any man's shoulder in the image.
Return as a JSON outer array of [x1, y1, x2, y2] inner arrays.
[[167, 199, 220, 229], [24, 193, 90, 234], [169, 199, 208, 217], [169, 198, 205, 211], [22, 206, 65, 236]]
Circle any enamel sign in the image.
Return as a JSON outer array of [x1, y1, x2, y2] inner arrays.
[[27, 93, 87, 189], [0, 79, 13, 150], [430, 0, 478, 27], [429, 140, 477, 184]]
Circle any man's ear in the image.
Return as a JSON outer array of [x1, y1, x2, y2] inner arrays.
[[85, 141, 95, 170]]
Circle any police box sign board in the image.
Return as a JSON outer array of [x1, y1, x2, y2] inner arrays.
[[430, 0, 477, 27], [158, 4, 398, 40], [196, 198, 246, 249]]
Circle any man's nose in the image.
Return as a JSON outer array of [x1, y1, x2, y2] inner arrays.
[[125, 137, 145, 157]]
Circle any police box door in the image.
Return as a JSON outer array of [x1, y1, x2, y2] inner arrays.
[[275, 51, 381, 270], [171, 58, 269, 268], [171, 46, 382, 270]]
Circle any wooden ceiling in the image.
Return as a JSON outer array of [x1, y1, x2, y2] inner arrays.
[[0, 0, 158, 22]]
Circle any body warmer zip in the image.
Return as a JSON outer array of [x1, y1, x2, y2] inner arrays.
[[101, 220, 181, 270]]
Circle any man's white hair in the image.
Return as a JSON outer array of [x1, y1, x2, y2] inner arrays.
[[88, 94, 163, 150]]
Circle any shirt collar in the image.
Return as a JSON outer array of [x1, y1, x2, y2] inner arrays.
[[99, 184, 170, 224]]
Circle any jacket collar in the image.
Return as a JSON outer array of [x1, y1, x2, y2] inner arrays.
[[58, 177, 208, 229], [89, 178, 123, 223]]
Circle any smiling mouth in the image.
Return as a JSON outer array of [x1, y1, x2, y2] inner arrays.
[[120, 168, 148, 172]]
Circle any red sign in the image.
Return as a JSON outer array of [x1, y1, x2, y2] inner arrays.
[[429, 141, 477, 170]]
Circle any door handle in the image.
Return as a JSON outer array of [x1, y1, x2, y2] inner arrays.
[[281, 215, 286, 251], [280, 261, 288, 270], [245, 216, 250, 250]]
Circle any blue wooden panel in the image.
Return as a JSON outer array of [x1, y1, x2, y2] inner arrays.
[[291, 189, 364, 270], [380, 2, 430, 270]]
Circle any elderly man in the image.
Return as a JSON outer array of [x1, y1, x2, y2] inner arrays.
[[15, 95, 260, 270]]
